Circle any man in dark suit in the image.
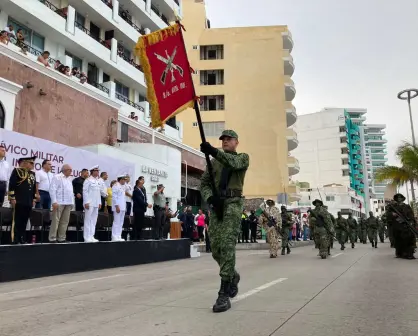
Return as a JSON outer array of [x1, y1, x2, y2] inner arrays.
[[72, 168, 88, 211], [9, 156, 37, 244], [132, 176, 152, 240]]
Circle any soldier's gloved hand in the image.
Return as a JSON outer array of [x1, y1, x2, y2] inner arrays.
[[207, 196, 223, 218], [200, 142, 218, 157]]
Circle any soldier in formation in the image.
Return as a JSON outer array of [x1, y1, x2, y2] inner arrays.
[[359, 217, 368, 244], [347, 212, 357, 248], [323, 205, 335, 253], [280, 205, 292, 256], [259, 199, 281, 258], [335, 212, 348, 250], [309, 199, 333, 259], [378, 215, 386, 243], [200, 130, 249, 313], [385, 194, 417, 259], [366, 211, 379, 248], [382, 213, 394, 247]]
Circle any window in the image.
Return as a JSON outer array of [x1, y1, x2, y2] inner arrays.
[[200, 95, 225, 111], [341, 147, 348, 154], [326, 196, 335, 202], [115, 81, 129, 98], [200, 70, 224, 85], [340, 136, 347, 143], [75, 12, 86, 27], [202, 122, 225, 137], [103, 72, 110, 83], [192, 122, 198, 127], [342, 170, 350, 176], [200, 45, 224, 60], [193, 45, 198, 50], [8, 18, 45, 52], [339, 126, 346, 132], [342, 158, 349, 165], [65, 51, 82, 70], [138, 94, 146, 102], [117, 121, 129, 142]]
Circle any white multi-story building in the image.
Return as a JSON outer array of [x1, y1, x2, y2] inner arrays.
[[297, 185, 366, 219], [0, 0, 182, 133]]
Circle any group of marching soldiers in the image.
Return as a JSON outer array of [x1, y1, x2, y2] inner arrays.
[[258, 193, 417, 260]]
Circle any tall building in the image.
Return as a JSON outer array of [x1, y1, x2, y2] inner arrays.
[[177, 0, 299, 201]]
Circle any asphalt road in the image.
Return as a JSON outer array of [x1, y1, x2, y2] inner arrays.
[[0, 241, 417, 336]]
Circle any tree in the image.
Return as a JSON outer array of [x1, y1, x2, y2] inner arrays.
[[374, 142, 418, 202]]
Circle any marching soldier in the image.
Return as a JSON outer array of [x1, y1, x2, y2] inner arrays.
[[200, 130, 249, 313], [386, 194, 417, 259], [378, 216, 386, 243], [9, 156, 37, 244], [366, 211, 379, 248], [360, 217, 368, 244], [325, 206, 336, 249], [259, 199, 281, 258], [309, 199, 332, 259], [280, 205, 292, 256], [335, 212, 348, 250], [347, 212, 357, 248]]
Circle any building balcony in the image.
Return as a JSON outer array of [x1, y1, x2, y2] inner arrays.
[[286, 128, 298, 151], [283, 50, 295, 77], [288, 156, 300, 176], [284, 76, 296, 101], [366, 139, 388, 144], [371, 157, 388, 163], [285, 102, 297, 127], [288, 184, 302, 202], [282, 31, 294, 52]]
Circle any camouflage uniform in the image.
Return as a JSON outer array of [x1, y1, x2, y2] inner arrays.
[[386, 194, 417, 259], [382, 213, 394, 247], [259, 201, 281, 258], [347, 214, 357, 248], [335, 213, 348, 250], [309, 213, 318, 248], [311, 200, 332, 259], [200, 130, 249, 313], [366, 212, 379, 248], [378, 216, 385, 243], [328, 210, 336, 248], [280, 206, 293, 255], [360, 218, 368, 244]]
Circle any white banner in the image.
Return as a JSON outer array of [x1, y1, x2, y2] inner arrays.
[[0, 129, 135, 182]]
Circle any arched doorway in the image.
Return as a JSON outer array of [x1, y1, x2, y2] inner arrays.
[[0, 103, 4, 129]]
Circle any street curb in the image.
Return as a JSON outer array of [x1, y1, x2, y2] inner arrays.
[[195, 240, 315, 252]]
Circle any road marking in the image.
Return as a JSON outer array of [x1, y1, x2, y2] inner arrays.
[[0, 274, 128, 296], [332, 253, 343, 258], [233, 278, 288, 303]]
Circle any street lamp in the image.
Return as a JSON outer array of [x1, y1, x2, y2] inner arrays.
[[397, 88, 418, 145]]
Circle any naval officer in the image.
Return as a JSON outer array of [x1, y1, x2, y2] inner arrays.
[[112, 174, 127, 241], [83, 165, 102, 242]]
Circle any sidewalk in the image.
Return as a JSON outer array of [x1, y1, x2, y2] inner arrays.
[[194, 240, 314, 252]]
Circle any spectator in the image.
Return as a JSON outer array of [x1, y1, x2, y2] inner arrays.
[[129, 112, 136, 119], [291, 215, 297, 241], [132, 176, 152, 240], [302, 213, 309, 241], [35, 159, 53, 210], [134, 116, 139, 122], [5, 24, 15, 38], [195, 209, 205, 243], [124, 175, 133, 216], [72, 168, 88, 211], [64, 66, 71, 76], [98, 171, 108, 213], [205, 210, 211, 252], [37, 51, 50, 67], [249, 210, 258, 243], [15, 29, 27, 55], [71, 67, 80, 77], [106, 180, 116, 214], [57, 64, 66, 74], [0, 30, 9, 45], [181, 206, 195, 245], [48, 164, 74, 243], [54, 60, 61, 70], [79, 72, 87, 84]]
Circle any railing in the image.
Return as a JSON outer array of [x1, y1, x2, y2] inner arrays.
[[118, 52, 143, 72], [74, 21, 111, 50], [119, 8, 146, 35], [151, 4, 170, 26], [88, 79, 110, 94], [115, 93, 145, 112], [10, 36, 57, 65], [39, 0, 67, 19], [101, 0, 113, 9]]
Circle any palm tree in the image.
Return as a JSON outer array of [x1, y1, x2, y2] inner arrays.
[[375, 142, 418, 202]]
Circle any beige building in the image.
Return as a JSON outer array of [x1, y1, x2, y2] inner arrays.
[[177, 0, 299, 201]]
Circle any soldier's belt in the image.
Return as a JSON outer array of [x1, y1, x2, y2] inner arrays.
[[220, 189, 242, 198]]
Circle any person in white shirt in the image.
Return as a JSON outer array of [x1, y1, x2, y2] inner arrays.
[[98, 171, 108, 212], [0, 144, 10, 206], [49, 164, 74, 243], [124, 175, 133, 216], [36, 160, 54, 210], [83, 165, 102, 242], [112, 175, 127, 241]]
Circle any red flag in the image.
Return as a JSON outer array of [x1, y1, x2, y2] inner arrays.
[[135, 23, 195, 128]]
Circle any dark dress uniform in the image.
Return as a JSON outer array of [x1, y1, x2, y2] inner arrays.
[[9, 163, 37, 244]]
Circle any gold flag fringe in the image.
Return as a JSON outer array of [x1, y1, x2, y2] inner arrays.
[[134, 24, 189, 128]]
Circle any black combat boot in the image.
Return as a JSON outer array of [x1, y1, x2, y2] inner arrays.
[[327, 247, 331, 256], [286, 246, 291, 254], [340, 244, 345, 251], [281, 248, 286, 255], [213, 280, 232, 313], [371, 240, 374, 248], [374, 242, 378, 248], [229, 271, 240, 298], [351, 243, 355, 248]]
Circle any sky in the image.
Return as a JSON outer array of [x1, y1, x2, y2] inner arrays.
[[204, 0, 418, 165]]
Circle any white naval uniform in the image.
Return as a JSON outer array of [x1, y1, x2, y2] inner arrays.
[[111, 182, 126, 241], [83, 176, 102, 242]]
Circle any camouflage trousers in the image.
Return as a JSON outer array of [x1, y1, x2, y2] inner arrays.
[[260, 219, 279, 257], [378, 227, 385, 242], [281, 227, 290, 248], [209, 200, 242, 281], [348, 229, 356, 244], [368, 228, 378, 243], [361, 229, 368, 243], [316, 227, 329, 258], [335, 229, 347, 246]]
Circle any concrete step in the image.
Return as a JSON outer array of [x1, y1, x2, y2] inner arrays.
[[194, 240, 315, 253]]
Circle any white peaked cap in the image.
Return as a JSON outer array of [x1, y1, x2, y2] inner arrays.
[[89, 165, 99, 171], [117, 174, 127, 179]]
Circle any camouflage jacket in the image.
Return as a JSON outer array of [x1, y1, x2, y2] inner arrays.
[[347, 217, 358, 230], [336, 216, 348, 231], [366, 216, 379, 229], [259, 204, 282, 227], [281, 211, 293, 229], [200, 150, 249, 204], [386, 202, 416, 228], [311, 206, 333, 231]]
